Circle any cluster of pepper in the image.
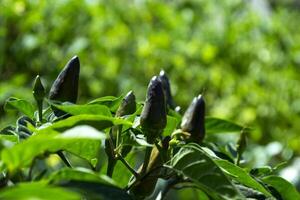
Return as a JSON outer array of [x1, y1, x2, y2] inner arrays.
[[128, 69, 205, 198], [8, 56, 206, 199], [1, 56, 80, 140]]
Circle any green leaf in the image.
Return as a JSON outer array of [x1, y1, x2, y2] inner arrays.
[[0, 182, 81, 200], [250, 166, 273, 177], [59, 180, 132, 200], [1, 125, 105, 172], [170, 143, 242, 199], [0, 134, 19, 143], [88, 95, 124, 112], [177, 188, 210, 200], [262, 175, 300, 200], [4, 97, 35, 118], [162, 116, 178, 136], [122, 130, 152, 147], [214, 159, 271, 197], [51, 104, 112, 117], [40, 114, 132, 132], [48, 168, 116, 186], [205, 117, 246, 134]]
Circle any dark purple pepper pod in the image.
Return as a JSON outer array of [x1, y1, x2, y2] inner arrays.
[[140, 76, 167, 143], [180, 95, 205, 143], [49, 56, 80, 104], [116, 91, 136, 117], [158, 70, 176, 109]]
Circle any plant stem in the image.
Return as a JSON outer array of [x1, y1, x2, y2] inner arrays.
[[236, 153, 241, 166], [117, 153, 139, 178], [106, 130, 117, 177], [34, 169, 47, 181], [36, 100, 43, 124], [115, 125, 122, 148], [141, 146, 152, 175], [57, 151, 72, 168]]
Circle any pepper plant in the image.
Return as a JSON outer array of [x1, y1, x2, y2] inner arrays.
[[0, 56, 299, 200]]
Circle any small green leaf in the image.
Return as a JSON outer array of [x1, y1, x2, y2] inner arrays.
[[4, 97, 35, 118], [170, 143, 242, 199], [214, 159, 271, 197], [262, 175, 300, 200], [0, 182, 81, 200], [0, 134, 19, 143], [205, 117, 247, 134], [250, 166, 273, 177], [88, 95, 124, 112], [48, 168, 116, 186], [1, 125, 105, 172], [51, 104, 112, 117], [40, 114, 132, 132]]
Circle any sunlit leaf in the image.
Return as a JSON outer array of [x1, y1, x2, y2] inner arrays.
[[88, 95, 124, 112], [48, 168, 116, 186], [0, 182, 81, 200], [4, 97, 35, 118], [0, 134, 19, 143], [51, 104, 112, 117], [39, 114, 132, 132], [262, 176, 300, 200], [1, 125, 105, 172], [215, 159, 271, 196]]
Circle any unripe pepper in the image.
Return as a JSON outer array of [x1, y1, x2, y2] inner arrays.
[[140, 76, 167, 144], [105, 91, 137, 177], [116, 91, 136, 117], [49, 56, 80, 104], [180, 95, 205, 143], [158, 70, 176, 109]]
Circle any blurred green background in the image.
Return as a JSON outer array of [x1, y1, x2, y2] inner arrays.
[[1, 0, 300, 156]]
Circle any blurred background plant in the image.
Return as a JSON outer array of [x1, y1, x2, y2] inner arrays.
[[1, 0, 300, 188]]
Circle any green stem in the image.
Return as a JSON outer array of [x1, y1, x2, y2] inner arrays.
[[28, 158, 36, 181], [141, 146, 152, 175], [115, 126, 122, 148], [106, 131, 117, 177], [34, 169, 47, 181], [57, 151, 72, 168], [37, 100, 43, 124], [236, 153, 241, 166], [117, 153, 139, 178]]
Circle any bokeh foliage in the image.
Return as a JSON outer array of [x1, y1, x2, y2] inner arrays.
[[1, 0, 300, 153]]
